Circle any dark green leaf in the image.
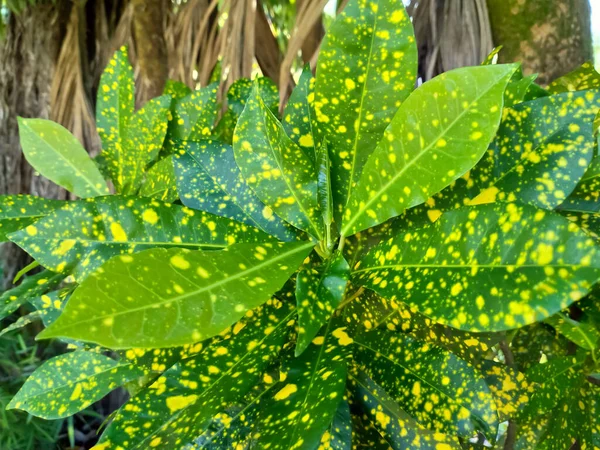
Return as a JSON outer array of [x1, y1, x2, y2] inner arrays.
[[174, 139, 297, 241], [354, 203, 600, 332], [18, 118, 109, 198], [163, 80, 192, 100], [0, 270, 65, 320], [283, 65, 316, 158], [342, 64, 517, 235], [96, 298, 293, 449], [0, 195, 64, 241], [171, 83, 219, 140], [348, 368, 461, 449], [38, 241, 314, 348], [469, 90, 600, 209], [234, 83, 323, 239], [96, 47, 135, 191], [545, 312, 600, 351], [10, 195, 272, 282], [295, 251, 350, 356], [139, 156, 179, 203], [249, 318, 349, 449], [547, 61, 600, 94], [7, 351, 143, 419], [314, 0, 417, 222], [353, 329, 498, 439], [228, 77, 279, 117]]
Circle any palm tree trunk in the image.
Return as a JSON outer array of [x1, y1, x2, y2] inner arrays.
[[487, 0, 593, 85], [0, 2, 71, 287]]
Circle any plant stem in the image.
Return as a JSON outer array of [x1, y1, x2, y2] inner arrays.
[[337, 287, 364, 311]]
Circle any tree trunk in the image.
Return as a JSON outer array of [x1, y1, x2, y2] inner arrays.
[[0, 2, 70, 288], [132, 0, 168, 105], [487, 0, 593, 85]]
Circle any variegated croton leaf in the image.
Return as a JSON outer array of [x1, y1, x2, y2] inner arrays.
[[5, 0, 600, 448]]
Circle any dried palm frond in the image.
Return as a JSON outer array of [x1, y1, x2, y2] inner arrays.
[[50, 3, 98, 156], [279, 0, 328, 104], [407, 0, 493, 80], [166, 0, 220, 88]]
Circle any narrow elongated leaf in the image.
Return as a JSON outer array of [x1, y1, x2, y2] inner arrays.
[[481, 46, 502, 65], [547, 61, 600, 93], [470, 90, 600, 209], [96, 47, 135, 190], [122, 94, 171, 192], [0, 195, 64, 241], [314, 0, 417, 222], [353, 329, 498, 438], [320, 399, 352, 450], [171, 83, 218, 140], [18, 118, 108, 198], [505, 73, 537, 107], [7, 351, 143, 419], [174, 139, 297, 241], [518, 354, 586, 420], [0, 271, 65, 320], [234, 83, 323, 239], [342, 64, 517, 235], [163, 79, 192, 100], [10, 195, 271, 281], [295, 251, 349, 356], [38, 241, 314, 348], [283, 65, 317, 158], [139, 156, 179, 203], [354, 203, 600, 332], [95, 298, 293, 449], [250, 319, 349, 449], [349, 368, 461, 449], [318, 140, 334, 233], [343, 290, 501, 367], [228, 77, 279, 117], [545, 313, 600, 350]]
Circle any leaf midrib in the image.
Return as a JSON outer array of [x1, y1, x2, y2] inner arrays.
[[48, 241, 314, 330], [341, 70, 510, 236]]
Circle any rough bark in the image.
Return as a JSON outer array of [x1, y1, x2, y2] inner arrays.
[[487, 0, 593, 85], [0, 2, 70, 288], [132, 0, 168, 105]]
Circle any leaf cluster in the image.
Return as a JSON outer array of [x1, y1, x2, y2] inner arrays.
[[3, 1, 600, 448]]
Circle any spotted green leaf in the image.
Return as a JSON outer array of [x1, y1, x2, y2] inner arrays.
[[505, 72, 537, 107], [517, 354, 587, 421], [171, 83, 218, 140], [96, 47, 135, 191], [163, 79, 192, 100], [469, 90, 600, 209], [545, 312, 600, 351], [0, 310, 42, 337], [0, 270, 65, 320], [354, 203, 600, 332], [480, 361, 532, 421], [283, 65, 317, 158], [343, 290, 501, 367], [295, 251, 350, 356], [121, 94, 171, 193], [511, 323, 568, 372], [249, 319, 349, 449], [342, 64, 517, 236], [228, 77, 279, 117], [321, 399, 352, 450], [348, 368, 461, 449], [234, 82, 323, 240], [95, 298, 293, 449], [0, 195, 64, 241], [547, 61, 600, 94], [139, 156, 179, 203], [9, 195, 271, 282], [7, 351, 144, 419], [17, 118, 109, 198], [353, 329, 498, 439], [38, 241, 314, 348], [174, 139, 297, 242], [314, 0, 417, 223], [30, 289, 71, 327], [481, 46, 502, 65]]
